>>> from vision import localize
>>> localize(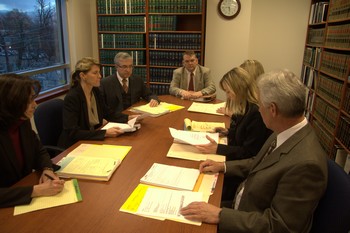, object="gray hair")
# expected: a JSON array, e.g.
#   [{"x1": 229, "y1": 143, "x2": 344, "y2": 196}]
[
  {"x1": 114, "y1": 52, "x2": 132, "y2": 65},
  {"x1": 257, "y1": 70, "x2": 306, "y2": 117}
]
